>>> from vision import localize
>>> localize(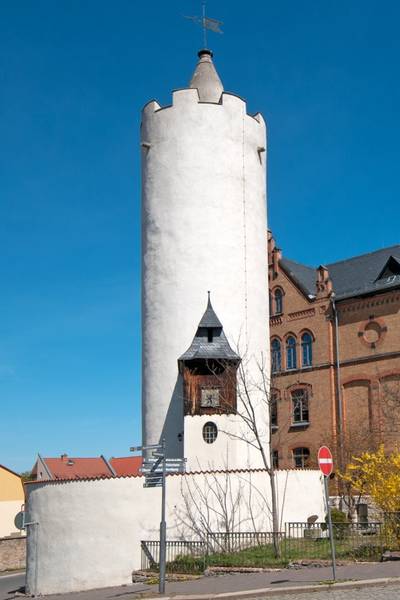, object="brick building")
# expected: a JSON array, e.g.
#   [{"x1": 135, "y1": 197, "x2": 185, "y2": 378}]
[{"x1": 268, "y1": 231, "x2": 400, "y2": 472}]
